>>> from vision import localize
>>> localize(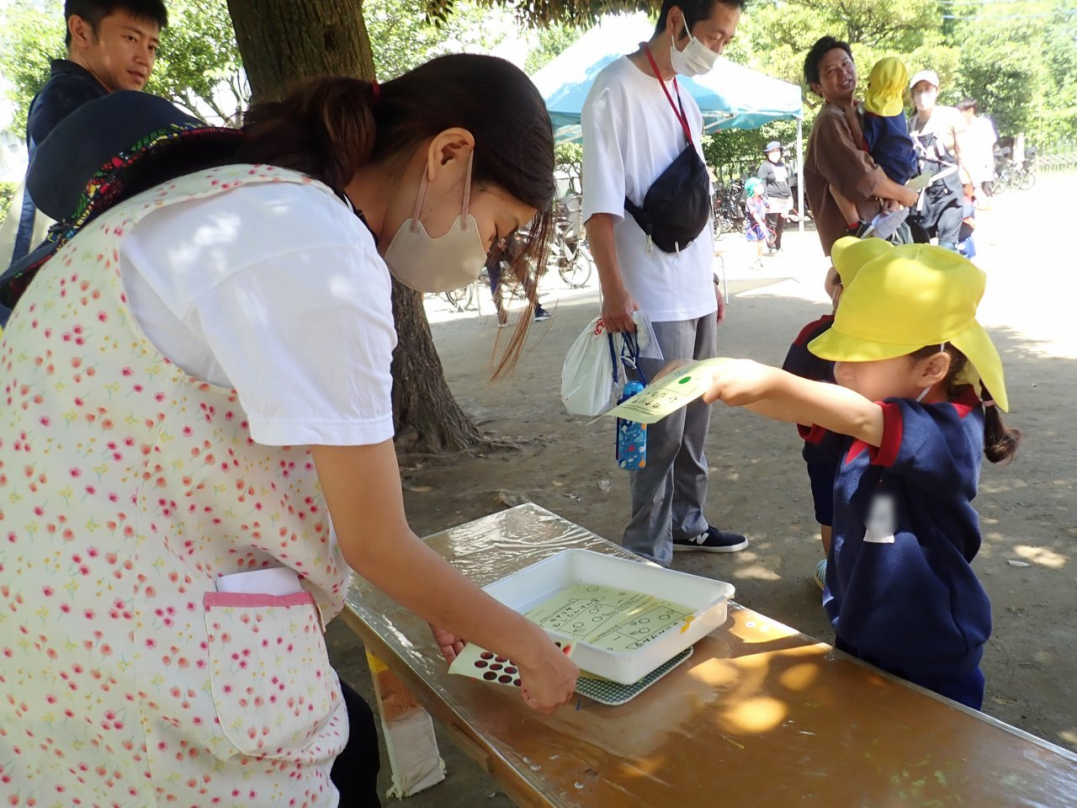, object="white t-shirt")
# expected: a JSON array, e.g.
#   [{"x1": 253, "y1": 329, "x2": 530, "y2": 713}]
[
  {"x1": 582, "y1": 56, "x2": 716, "y2": 323},
  {"x1": 119, "y1": 182, "x2": 397, "y2": 448},
  {"x1": 965, "y1": 115, "x2": 998, "y2": 181}
]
